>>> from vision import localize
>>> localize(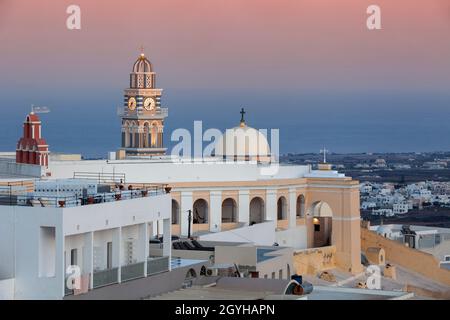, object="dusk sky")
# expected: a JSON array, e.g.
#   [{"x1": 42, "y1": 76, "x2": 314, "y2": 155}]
[{"x1": 1, "y1": 0, "x2": 450, "y2": 156}]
